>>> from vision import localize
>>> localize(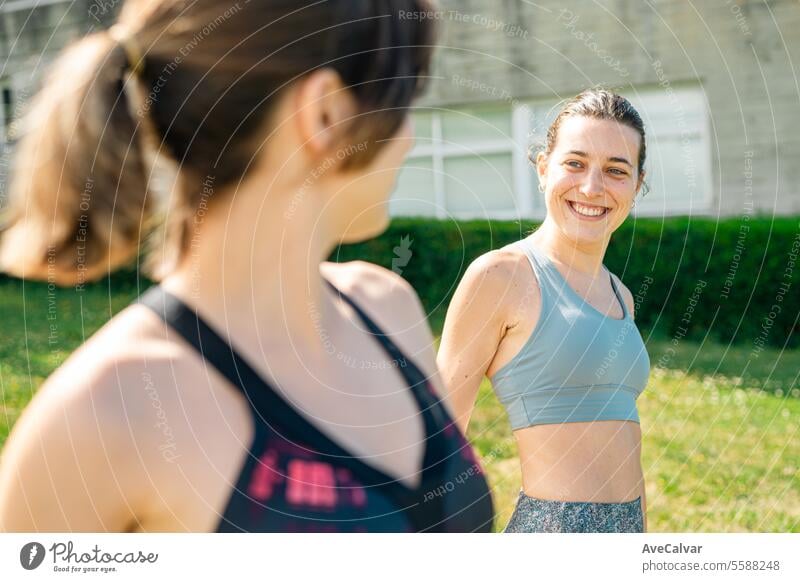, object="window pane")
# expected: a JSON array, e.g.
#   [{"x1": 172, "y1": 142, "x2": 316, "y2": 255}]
[
  {"x1": 443, "y1": 154, "x2": 515, "y2": 216},
  {"x1": 410, "y1": 110, "x2": 433, "y2": 143},
  {"x1": 636, "y1": 132, "x2": 707, "y2": 214},
  {"x1": 440, "y1": 107, "x2": 511, "y2": 145},
  {"x1": 626, "y1": 86, "x2": 709, "y2": 214},
  {"x1": 390, "y1": 157, "x2": 437, "y2": 217}
]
